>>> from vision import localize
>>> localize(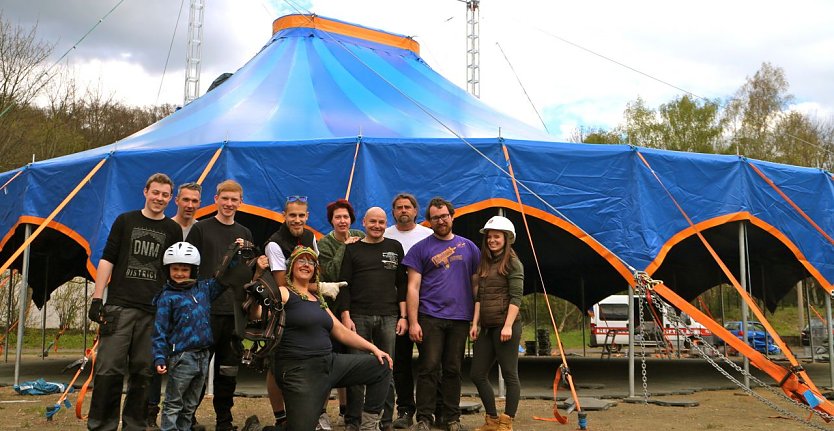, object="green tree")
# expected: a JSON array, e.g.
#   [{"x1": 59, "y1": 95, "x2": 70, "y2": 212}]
[
  {"x1": 771, "y1": 111, "x2": 828, "y2": 168},
  {"x1": 726, "y1": 62, "x2": 794, "y2": 160},
  {"x1": 569, "y1": 126, "x2": 625, "y2": 144},
  {"x1": 623, "y1": 97, "x2": 663, "y2": 148},
  {"x1": 583, "y1": 129, "x2": 625, "y2": 145},
  {"x1": 658, "y1": 95, "x2": 724, "y2": 153}
]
